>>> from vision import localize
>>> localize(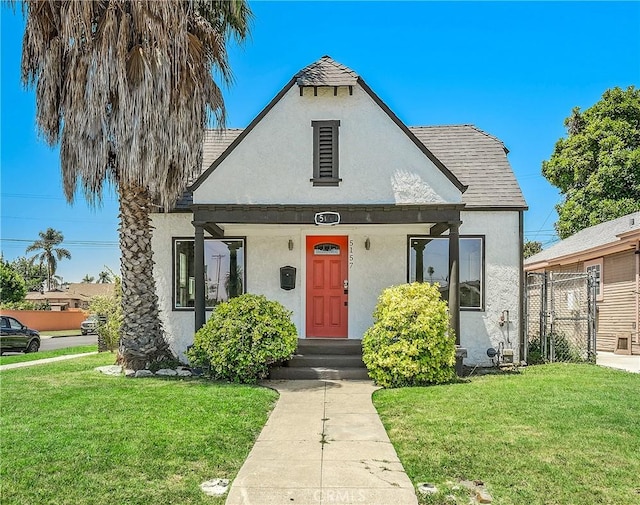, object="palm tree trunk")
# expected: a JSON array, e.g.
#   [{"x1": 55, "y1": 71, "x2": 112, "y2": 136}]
[{"x1": 116, "y1": 185, "x2": 173, "y2": 370}]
